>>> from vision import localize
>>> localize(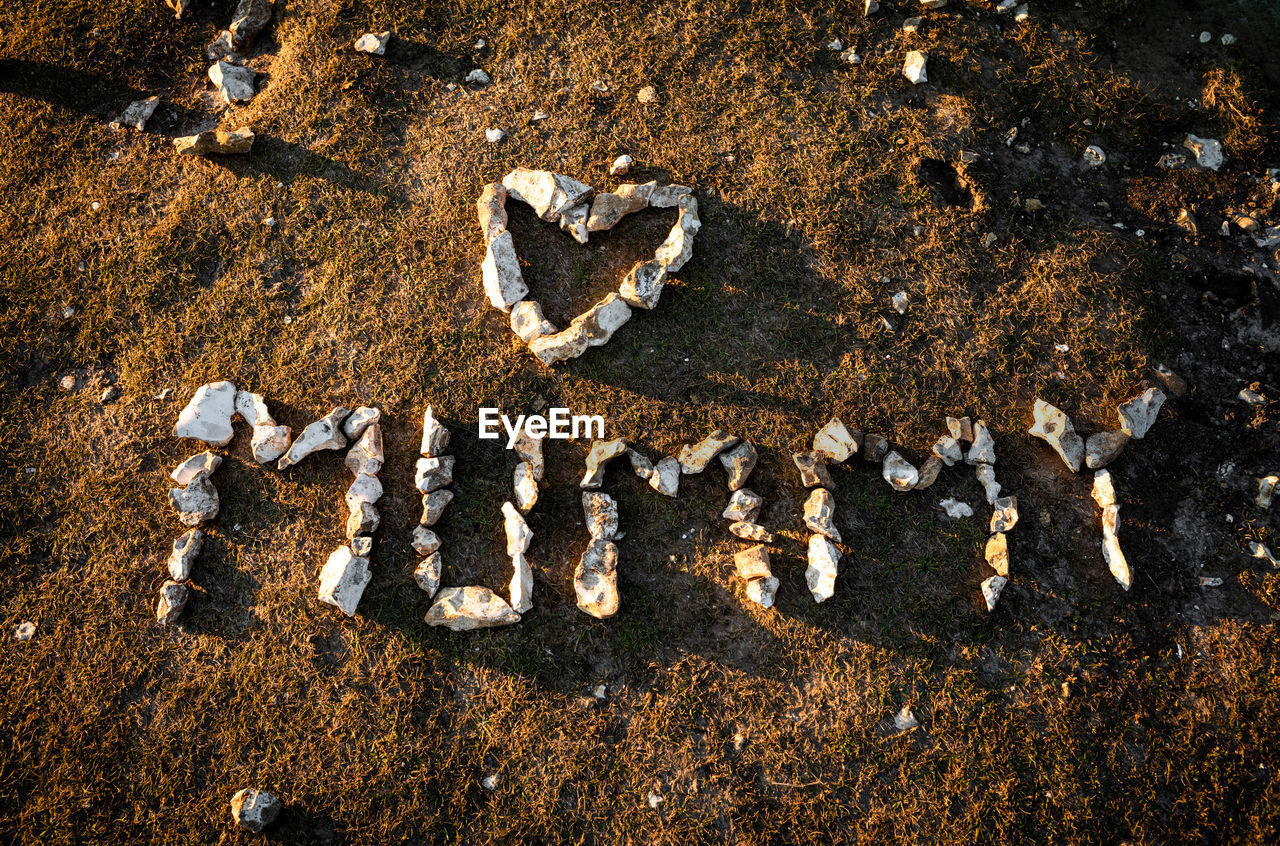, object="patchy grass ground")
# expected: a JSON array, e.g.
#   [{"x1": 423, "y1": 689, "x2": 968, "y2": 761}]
[{"x1": 1, "y1": 0, "x2": 1279, "y2": 842}]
